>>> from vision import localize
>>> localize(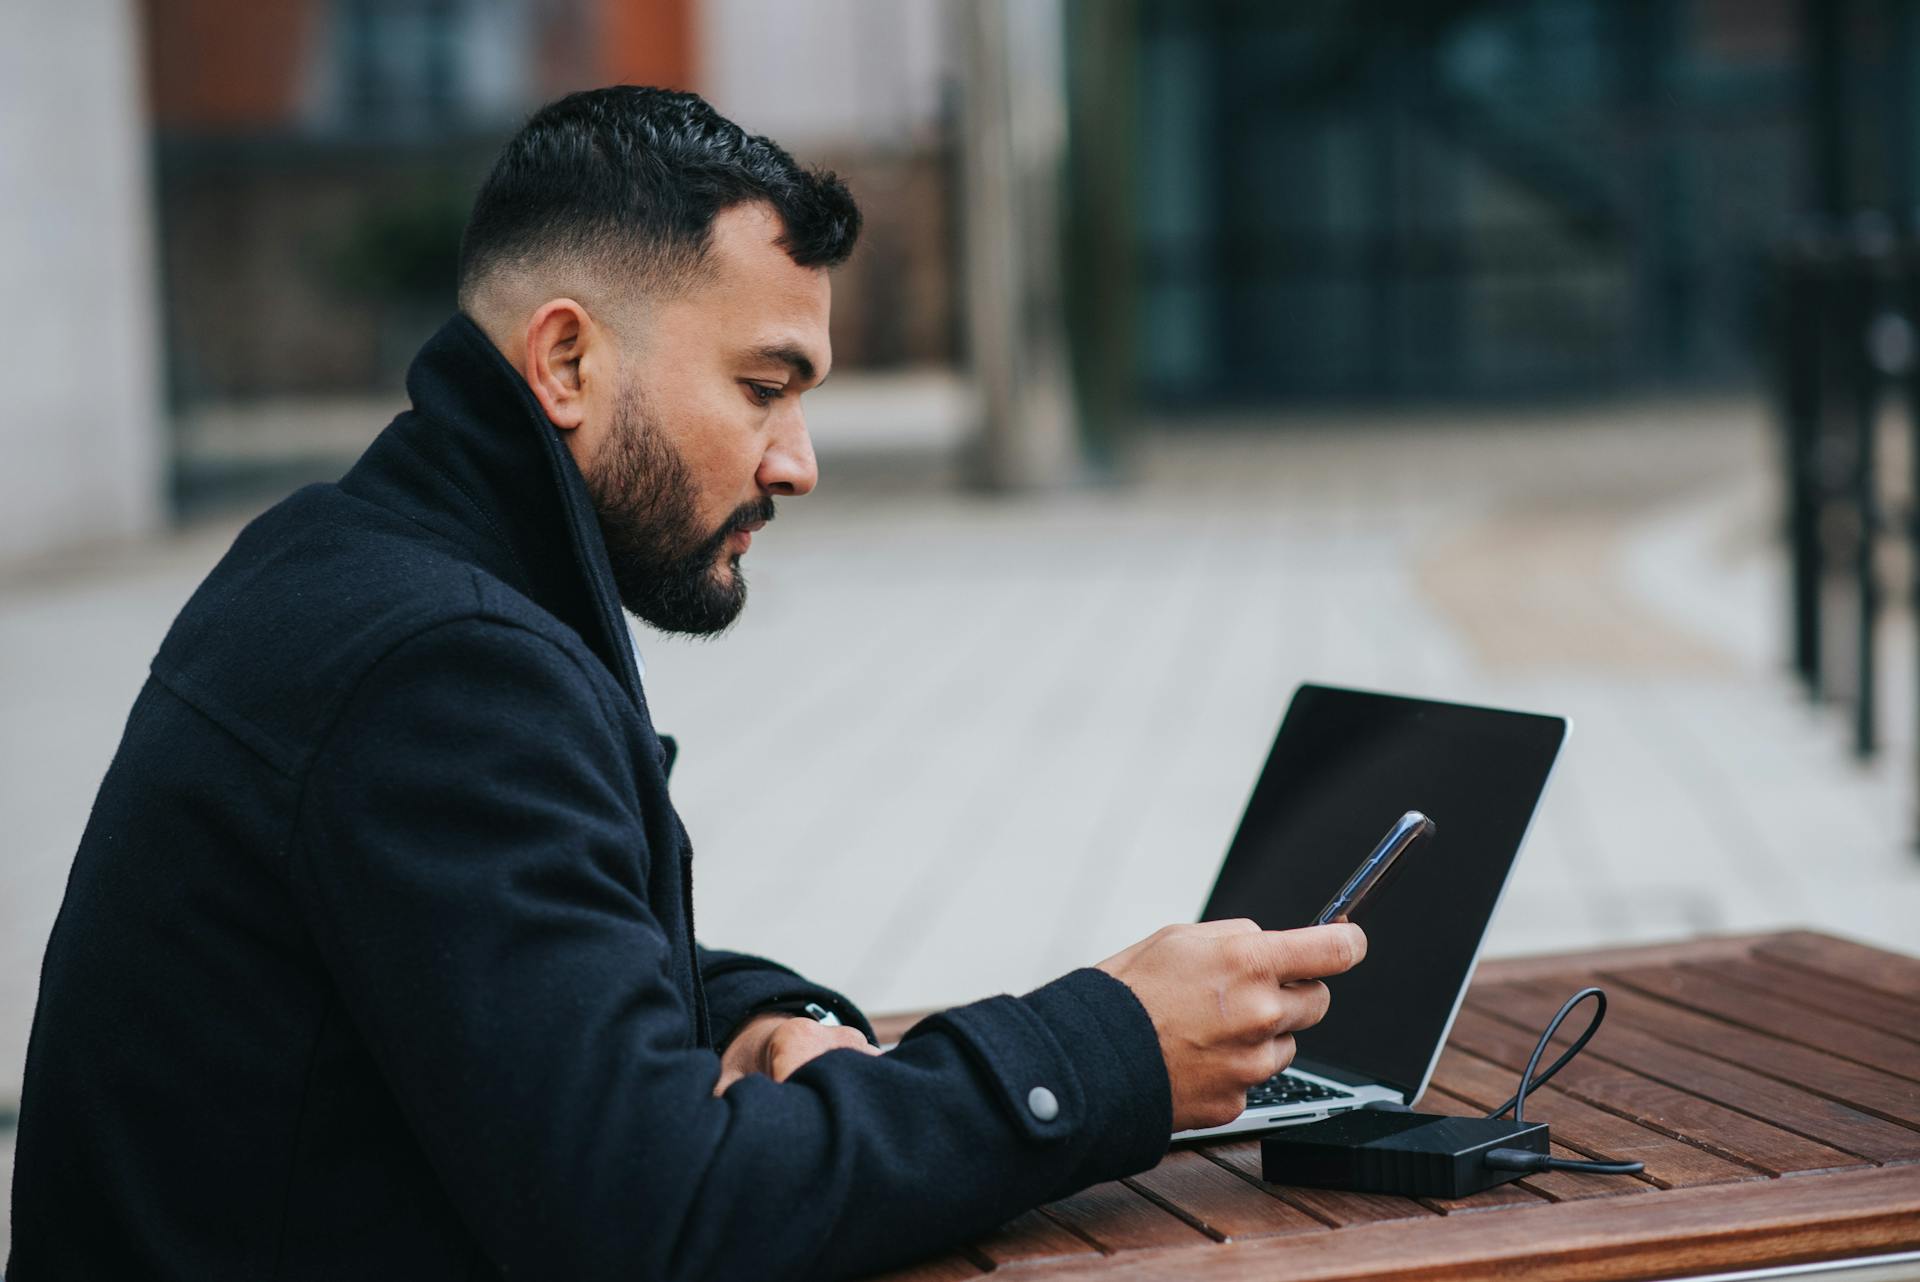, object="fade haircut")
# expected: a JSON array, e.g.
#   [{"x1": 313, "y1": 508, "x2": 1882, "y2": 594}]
[{"x1": 456, "y1": 86, "x2": 861, "y2": 310}]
